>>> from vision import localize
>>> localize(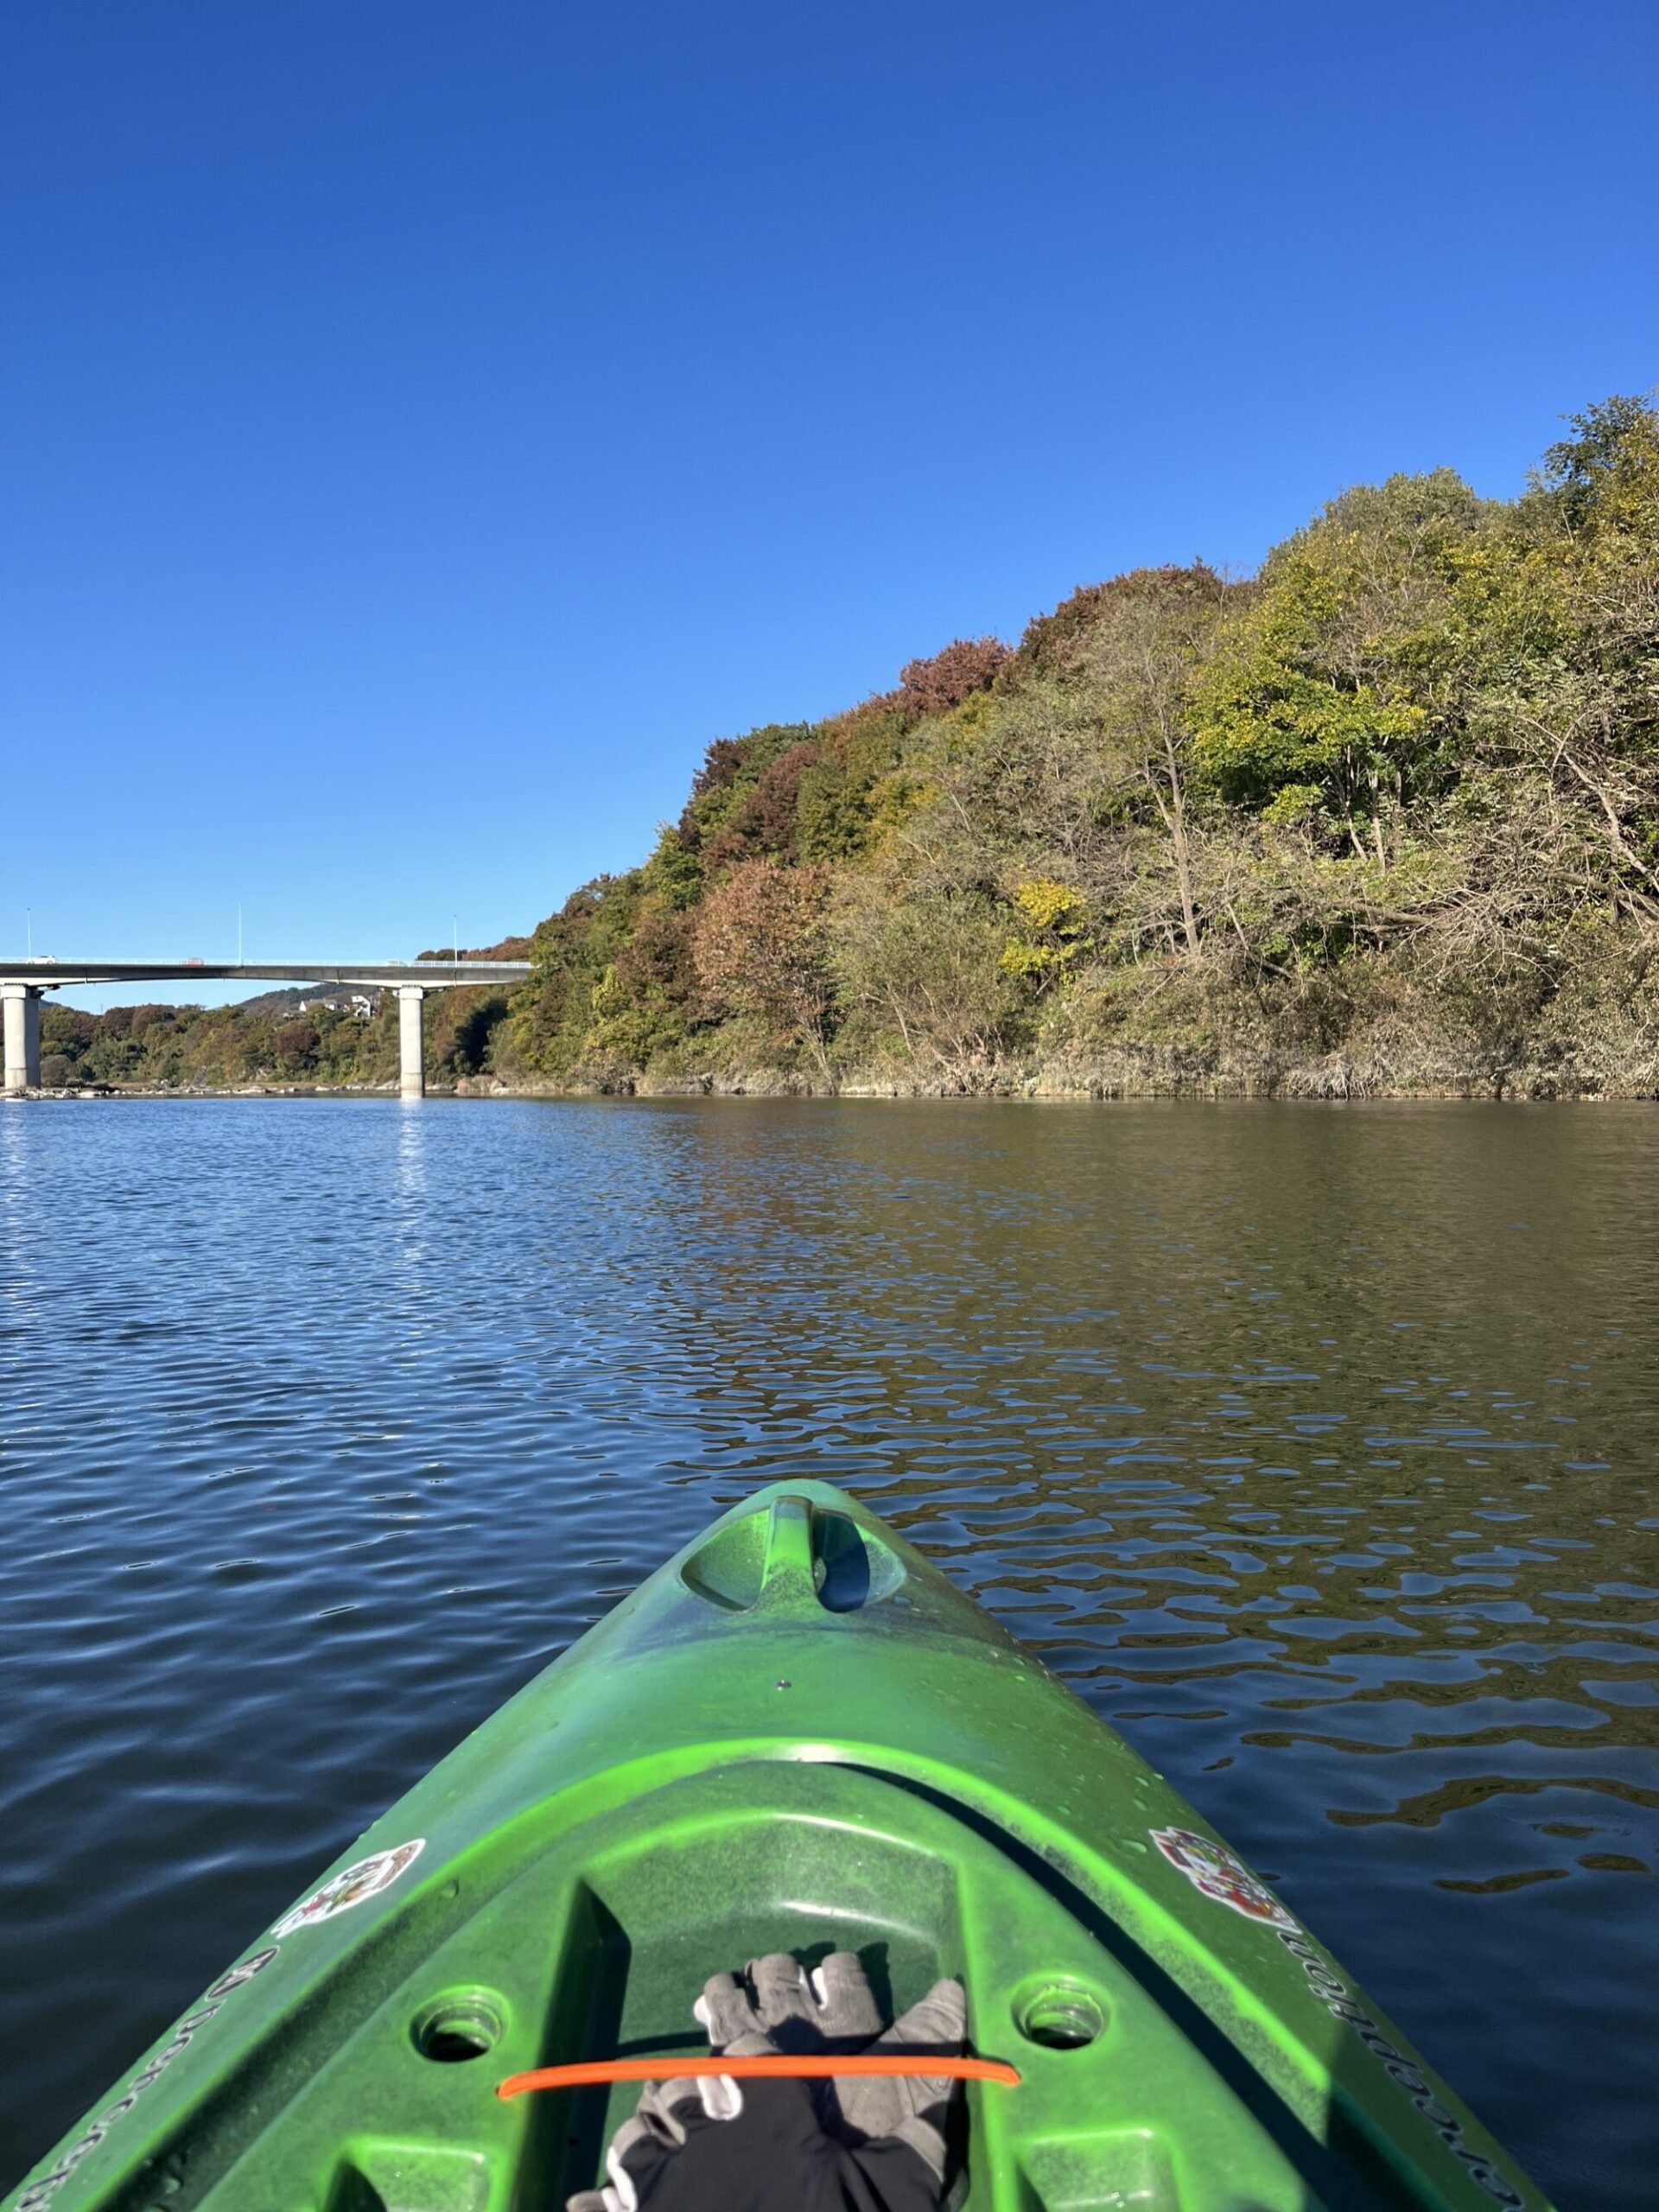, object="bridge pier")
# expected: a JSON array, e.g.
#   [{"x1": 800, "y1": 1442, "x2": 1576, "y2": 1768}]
[
  {"x1": 397, "y1": 986, "x2": 425, "y2": 1099},
  {"x1": 2, "y1": 983, "x2": 42, "y2": 1095}
]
